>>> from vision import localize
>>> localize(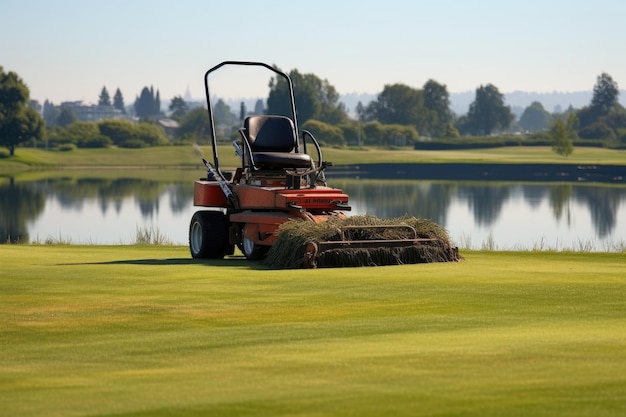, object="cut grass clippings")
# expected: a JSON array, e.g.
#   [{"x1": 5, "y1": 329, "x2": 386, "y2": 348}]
[
  {"x1": 265, "y1": 214, "x2": 460, "y2": 268},
  {"x1": 1, "y1": 245, "x2": 625, "y2": 416}
]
